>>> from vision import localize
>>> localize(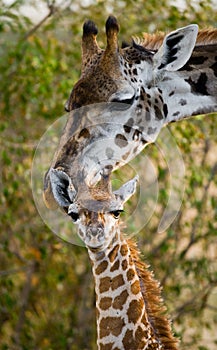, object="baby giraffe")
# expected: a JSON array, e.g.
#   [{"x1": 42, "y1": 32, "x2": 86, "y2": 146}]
[{"x1": 49, "y1": 168, "x2": 178, "y2": 350}]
